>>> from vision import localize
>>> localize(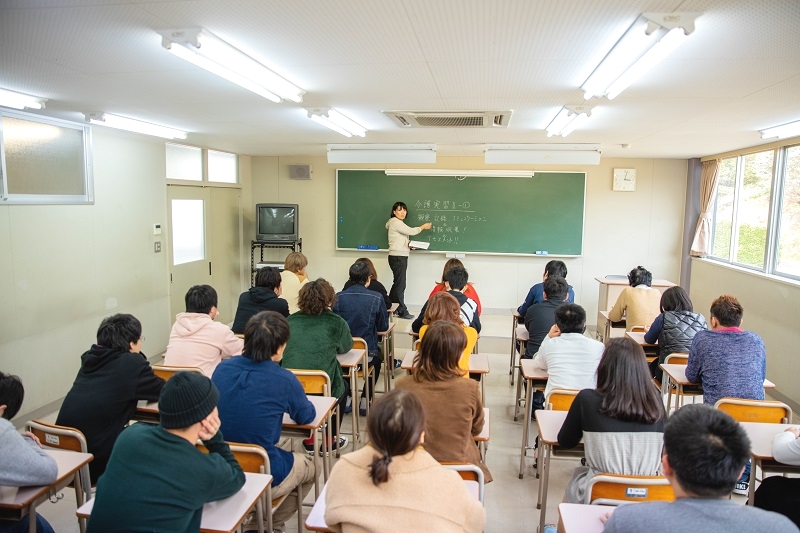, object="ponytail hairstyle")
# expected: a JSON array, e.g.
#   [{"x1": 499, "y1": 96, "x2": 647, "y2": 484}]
[{"x1": 367, "y1": 388, "x2": 426, "y2": 485}]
